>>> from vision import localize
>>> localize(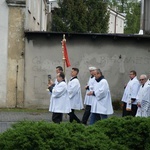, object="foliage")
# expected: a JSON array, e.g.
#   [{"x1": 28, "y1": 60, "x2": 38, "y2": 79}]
[
  {"x1": 0, "y1": 121, "x2": 126, "y2": 150},
  {"x1": 124, "y1": 2, "x2": 140, "y2": 34},
  {"x1": 51, "y1": 0, "x2": 109, "y2": 33},
  {"x1": 86, "y1": 0, "x2": 109, "y2": 33},
  {"x1": 52, "y1": 0, "x2": 87, "y2": 33},
  {"x1": 94, "y1": 116, "x2": 150, "y2": 150},
  {"x1": 0, "y1": 117, "x2": 150, "y2": 150}
]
